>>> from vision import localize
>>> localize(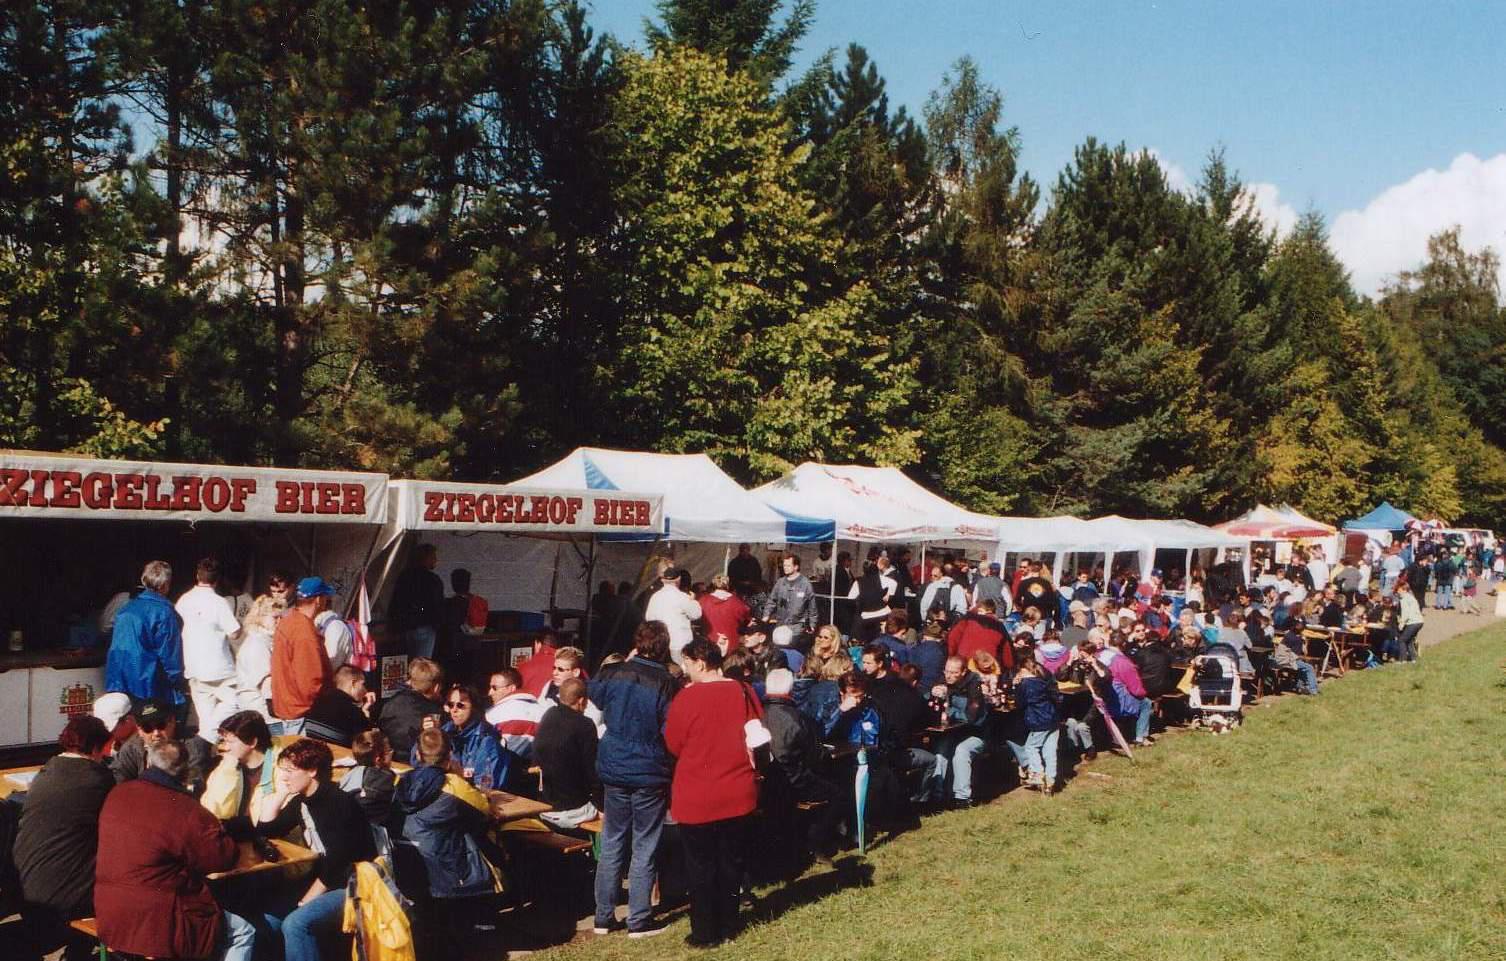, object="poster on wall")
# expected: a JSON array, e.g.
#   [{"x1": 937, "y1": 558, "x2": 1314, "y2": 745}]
[
  {"x1": 0, "y1": 451, "x2": 388, "y2": 524},
  {"x1": 379, "y1": 655, "x2": 409, "y2": 699}
]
